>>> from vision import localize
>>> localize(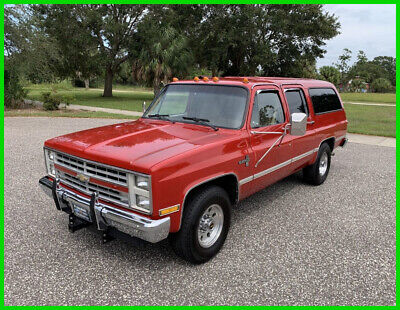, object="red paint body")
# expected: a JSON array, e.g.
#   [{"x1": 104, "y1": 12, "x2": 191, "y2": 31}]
[{"x1": 44, "y1": 77, "x2": 348, "y2": 232}]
